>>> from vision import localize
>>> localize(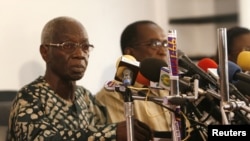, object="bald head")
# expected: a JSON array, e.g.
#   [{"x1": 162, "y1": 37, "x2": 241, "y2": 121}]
[{"x1": 41, "y1": 16, "x2": 87, "y2": 44}]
